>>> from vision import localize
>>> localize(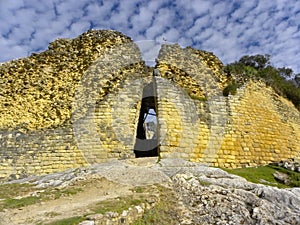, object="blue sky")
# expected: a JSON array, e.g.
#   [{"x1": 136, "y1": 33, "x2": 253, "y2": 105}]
[{"x1": 1, "y1": 0, "x2": 300, "y2": 73}]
